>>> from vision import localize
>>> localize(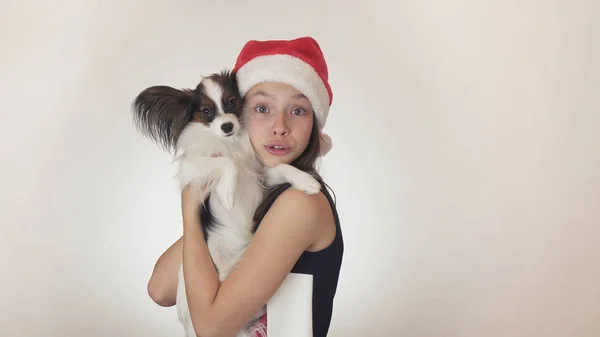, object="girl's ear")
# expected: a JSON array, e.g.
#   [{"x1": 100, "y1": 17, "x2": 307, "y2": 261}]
[{"x1": 132, "y1": 86, "x2": 194, "y2": 153}]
